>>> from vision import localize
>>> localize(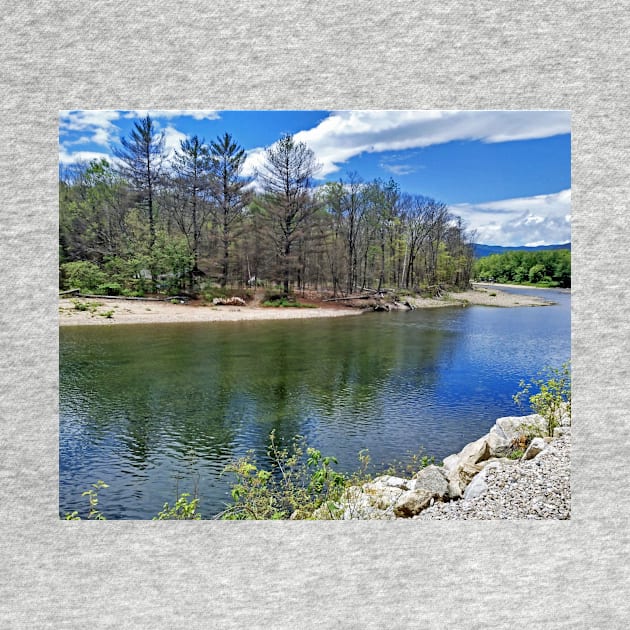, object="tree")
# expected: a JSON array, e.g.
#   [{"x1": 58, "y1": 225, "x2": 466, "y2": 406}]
[
  {"x1": 169, "y1": 135, "x2": 213, "y2": 286},
  {"x1": 209, "y1": 133, "x2": 250, "y2": 287},
  {"x1": 59, "y1": 159, "x2": 131, "y2": 263},
  {"x1": 115, "y1": 115, "x2": 165, "y2": 252},
  {"x1": 257, "y1": 134, "x2": 321, "y2": 294}
]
